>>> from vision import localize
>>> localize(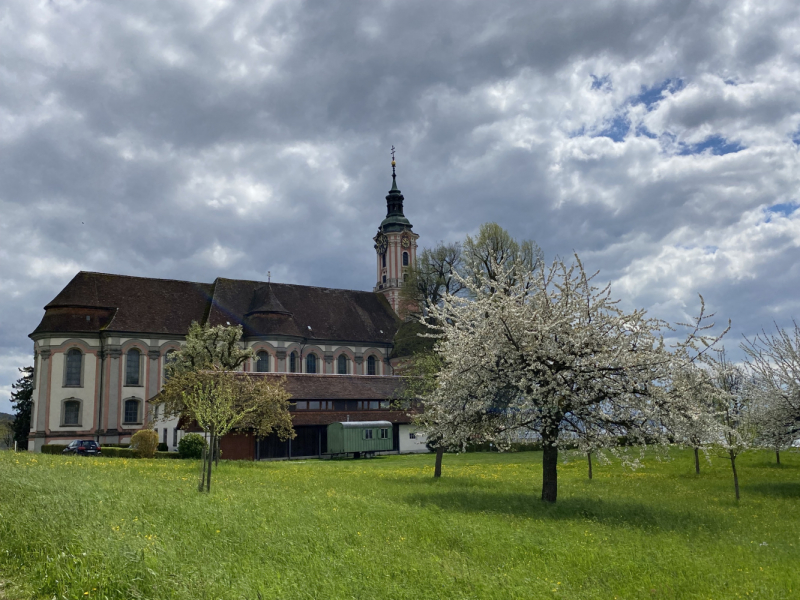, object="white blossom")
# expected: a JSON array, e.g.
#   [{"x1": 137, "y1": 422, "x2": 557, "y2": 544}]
[{"x1": 419, "y1": 252, "x2": 725, "y2": 502}]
